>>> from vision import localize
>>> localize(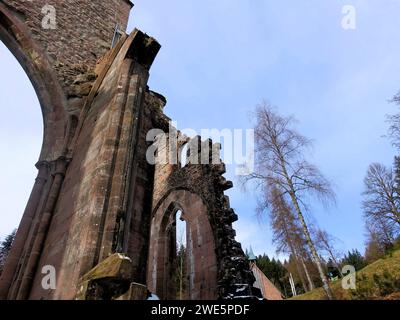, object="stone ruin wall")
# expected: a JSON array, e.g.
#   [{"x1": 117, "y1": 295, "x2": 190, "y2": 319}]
[{"x1": 0, "y1": 1, "x2": 259, "y2": 300}]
